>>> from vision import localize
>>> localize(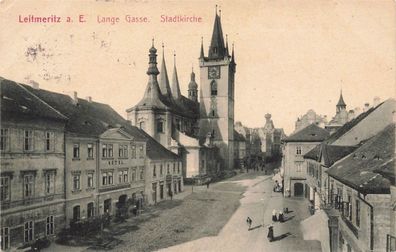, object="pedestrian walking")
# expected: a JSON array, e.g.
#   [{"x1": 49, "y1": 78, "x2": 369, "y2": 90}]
[
  {"x1": 246, "y1": 217, "x2": 252, "y2": 230},
  {"x1": 267, "y1": 224, "x2": 274, "y2": 242},
  {"x1": 272, "y1": 209, "x2": 277, "y2": 222},
  {"x1": 170, "y1": 191, "x2": 173, "y2": 200},
  {"x1": 207, "y1": 181, "x2": 210, "y2": 189}
]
